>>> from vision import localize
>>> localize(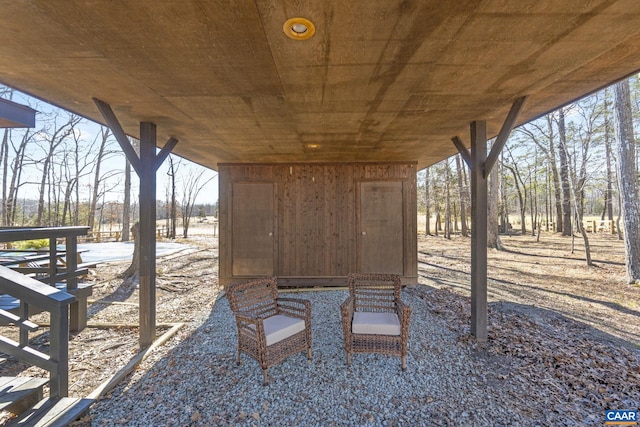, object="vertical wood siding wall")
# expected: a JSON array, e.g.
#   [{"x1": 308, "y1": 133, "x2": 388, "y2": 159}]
[{"x1": 219, "y1": 163, "x2": 417, "y2": 287}]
